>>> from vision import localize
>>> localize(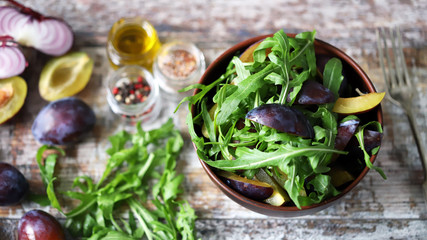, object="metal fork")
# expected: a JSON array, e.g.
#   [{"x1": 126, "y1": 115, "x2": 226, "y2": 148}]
[{"x1": 377, "y1": 27, "x2": 427, "y2": 200}]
